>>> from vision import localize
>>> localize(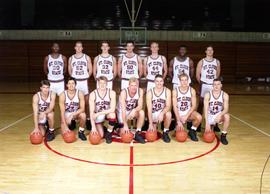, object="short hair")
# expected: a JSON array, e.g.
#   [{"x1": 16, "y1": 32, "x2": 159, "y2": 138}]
[
  {"x1": 75, "y1": 41, "x2": 83, "y2": 46},
  {"x1": 97, "y1": 76, "x2": 108, "y2": 82},
  {"x1": 213, "y1": 77, "x2": 222, "y2": 83},
  {"x1": 126, "y1": 40, "x2": 135, "y2": 45},
  {"x1": 179, "y1": 45, "x2": 187, "y2": 49},
  {"x1": 206, "y1": 45, "x2": 214, "y2": 50},
  {"x1": 67, "y1": 77, "x2": 77, "y2": 85},
  {"x1": 178, "y1": 73, "x2": 189, "y2": 80},
  {"x1": 129, "y1": 77, "x2": 138, "y2": 84},
  {"x1": 100, "y1": 40, "x2": 109, "y2": 47},
  {"x1": 150, "y1": 42, "x2": 159, "y2": 46},
  {"x1": 155, "y1": 74, "x2": 163, "y2": 80},
  {"x1": 52, "y1": 42, "x2": 59, "y2": 47},
  {"x1": 40, "y1": 80, "x2": 50, "y2": 87}
]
